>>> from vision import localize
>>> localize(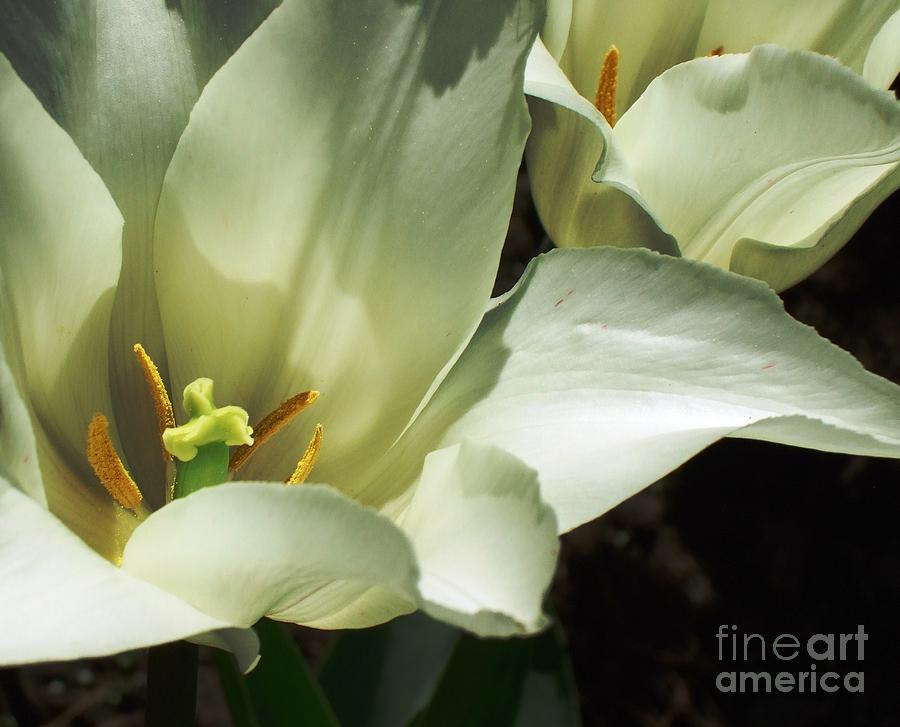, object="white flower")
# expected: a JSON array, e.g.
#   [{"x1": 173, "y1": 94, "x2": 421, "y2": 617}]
[
  {"x1": 527, "y1": 0, "x2": 900, "y2": 290},
  {"x1": 2, "y1": 0, "x2": 899, "y2": 672}
]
